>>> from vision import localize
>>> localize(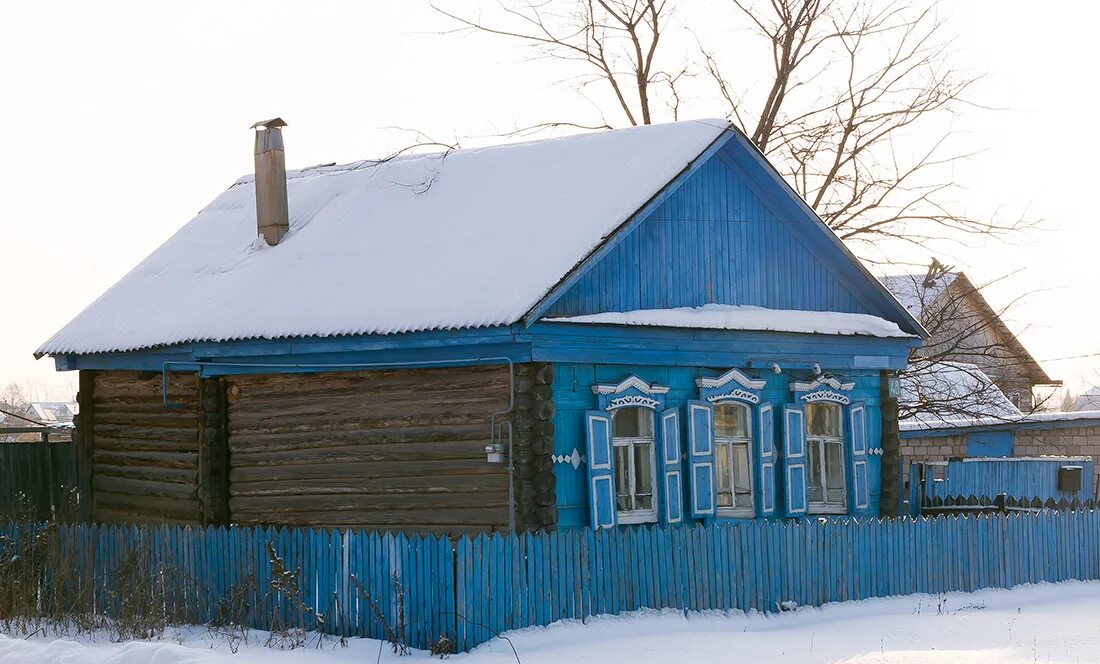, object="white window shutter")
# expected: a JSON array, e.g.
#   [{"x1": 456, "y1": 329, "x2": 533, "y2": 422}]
[
  {"x1": 660, "y1": 407, "x2": 684, "y2": 525},
  {"x1": 687, "y1": 401, "x2": 715, "y2": 519},
  {"x1": 584, "y1": 410, "x2": 617, "y2": 529},
  {"x1": 782, "y1": 404, "x2": 808, "y2": 516},
  {"x1": 755, "y1": 403, "x2": 777, "y2": 517},
  {"x1": 849, "y1": 402, "x2": 870, "y2": 511}
]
